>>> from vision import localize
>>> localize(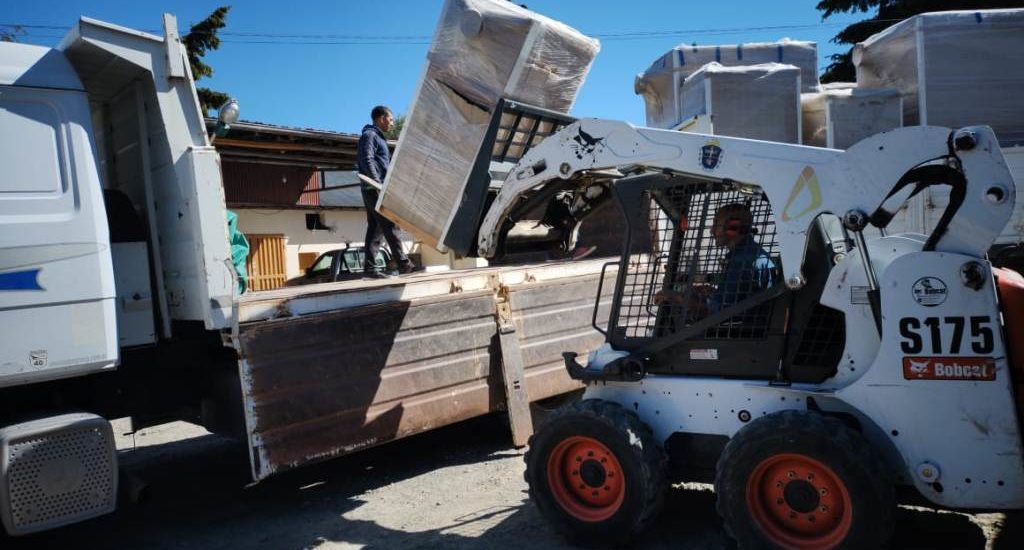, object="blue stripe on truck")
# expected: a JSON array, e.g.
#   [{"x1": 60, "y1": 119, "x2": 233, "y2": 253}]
[{"x1": 0, "y1": 269, "x2": 43, "y2": 290}]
